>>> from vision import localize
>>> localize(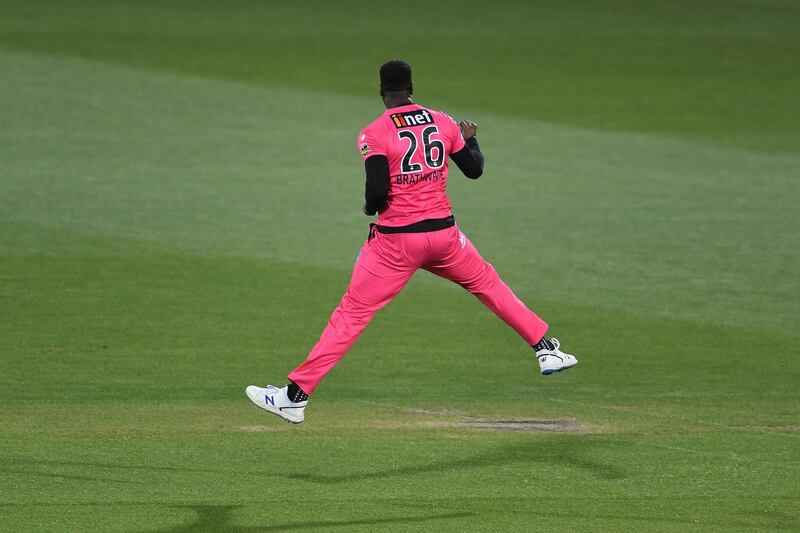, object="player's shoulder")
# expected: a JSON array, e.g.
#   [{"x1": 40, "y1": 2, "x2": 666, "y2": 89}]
[
  {"x1": 360, "y1": 111, "x2": 390, "y2": 137},
  {"x1": 357, "y1": 112, "x2": 391, "y2": 158},
  {"x1": 424, "y1": 106, "x2": 455, "y2": 122}
]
